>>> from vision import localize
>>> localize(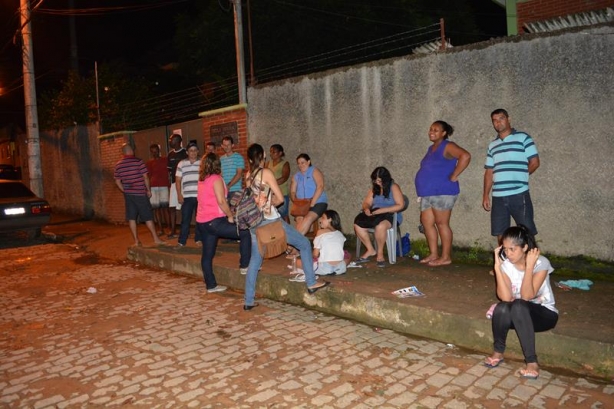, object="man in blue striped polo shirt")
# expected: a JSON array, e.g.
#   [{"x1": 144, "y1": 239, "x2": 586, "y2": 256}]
[
  {"x1": 114, "y1": 144, "x2": 166, "y2": 247},
  {"x1": 483, "y1": 109, "x2": 540, "y2": 242}
]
